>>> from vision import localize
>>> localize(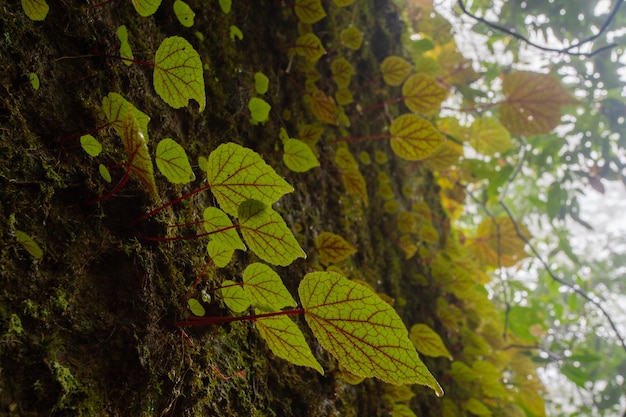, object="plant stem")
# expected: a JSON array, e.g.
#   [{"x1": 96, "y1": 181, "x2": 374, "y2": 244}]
[
  {"x1": 175, "y1": 308, "x2": 305, "y2": 327},
  {"x1": 328, "y1": 134, "x2": 390, "y2": 144},
  {"x1": 131, "y1": 183, "x2": 212, "y2": 226}
]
